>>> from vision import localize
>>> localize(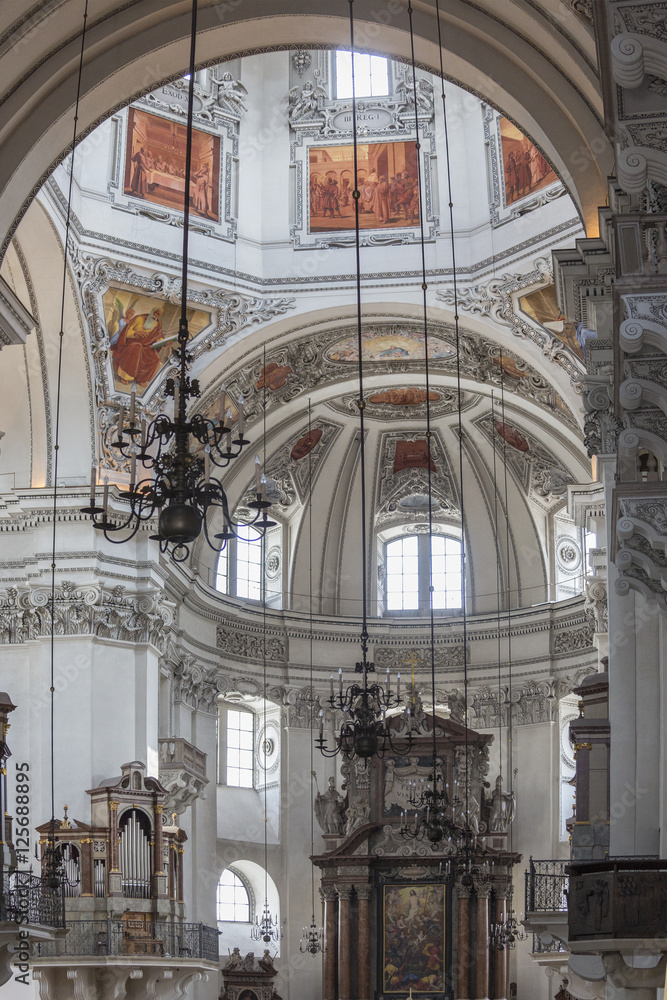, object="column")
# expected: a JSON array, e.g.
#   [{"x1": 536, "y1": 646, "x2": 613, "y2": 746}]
[
  {"x1": 456, "y1": 884, "x2": 472, "y2": 1000},
  {"x1": 356, "y1": 884, "x2": 372, "y2": 1000},
  {"x1": 177, "y1": 846, "x2": 184, "y2": 903},
  {"x1": 475, "y1": 886, "x2": 491, "y2": 1000},
  {"x1": 337, "y1": 884, "x2": 353, "y2": 1000},
  {"x1": 321, "y1": 885, "x2": 338, "y2": 1000},
  {"x1": 80, "y1": 838, "x2": 94, "y2": 896},
  {"x1": 108, "y1": 800, "x2": 122, "y2": 897},
  {"x1": 493, "y1": 890, "x2": 509, "y2": 1000}
]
